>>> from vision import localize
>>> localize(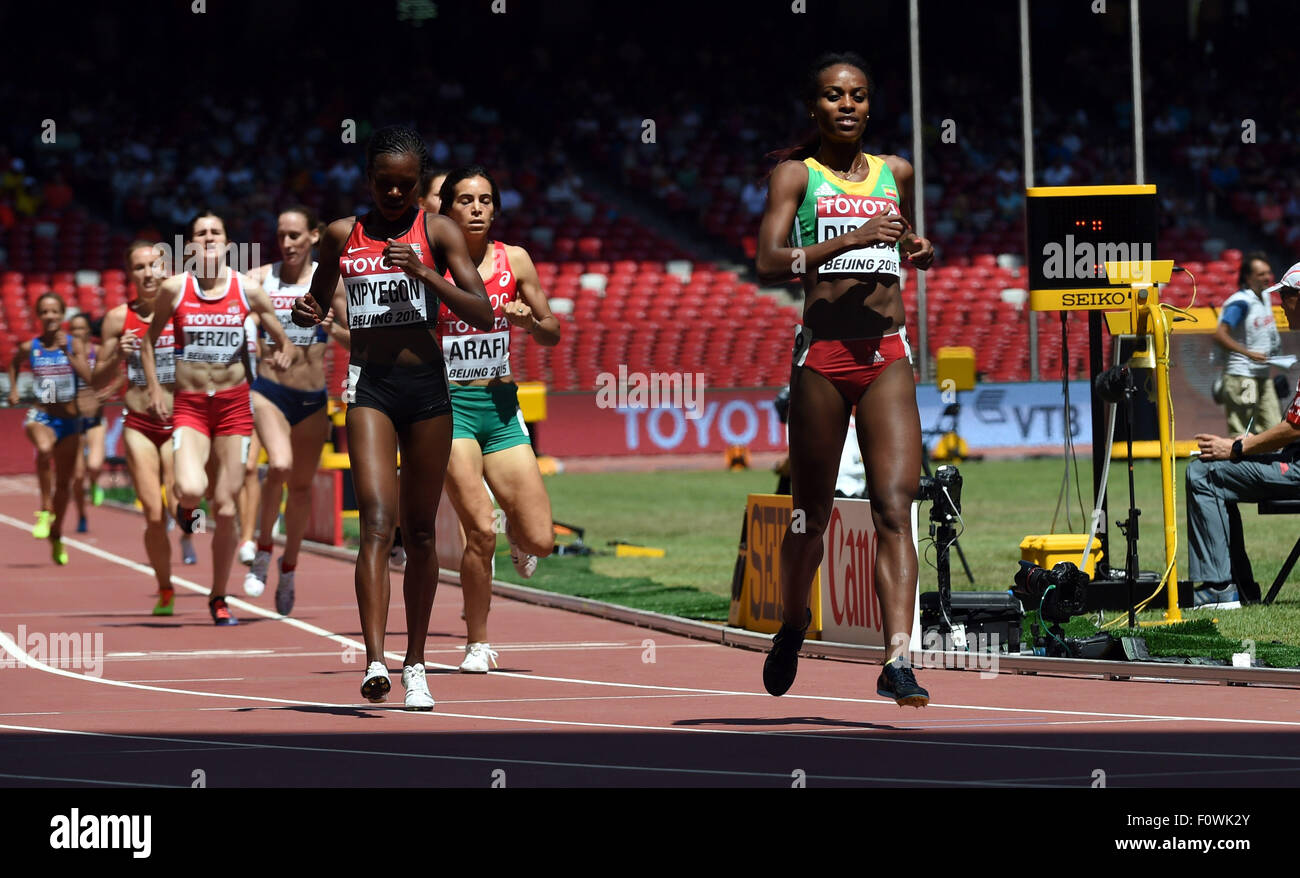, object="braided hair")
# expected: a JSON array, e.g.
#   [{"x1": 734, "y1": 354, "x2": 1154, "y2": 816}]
[{"x1": 366, "y1": 125, "x2": 432, "y2": 176}]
